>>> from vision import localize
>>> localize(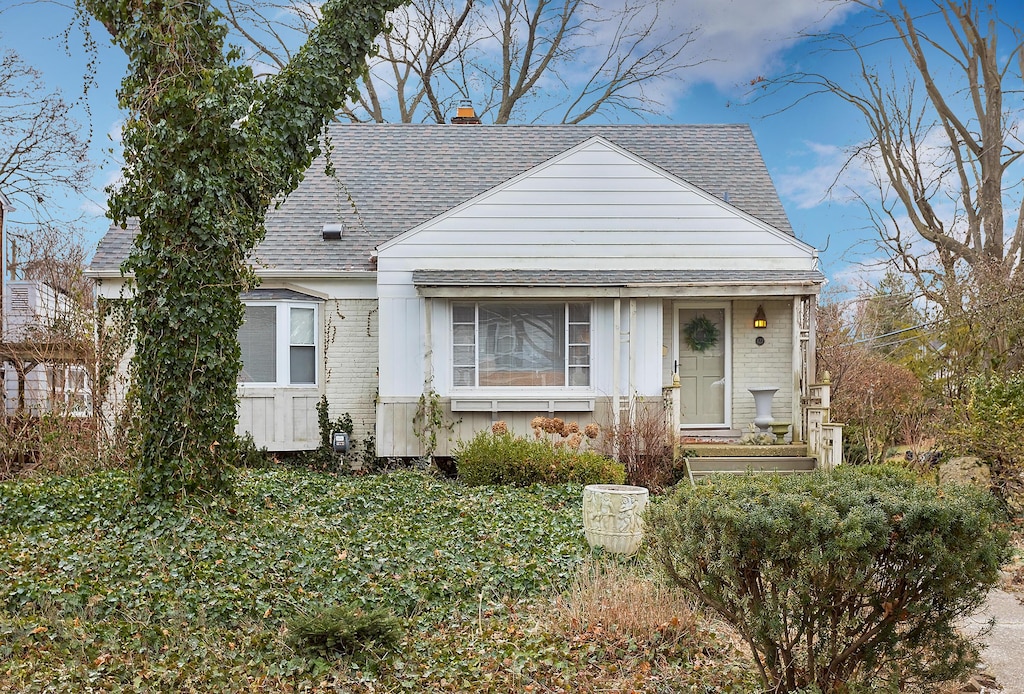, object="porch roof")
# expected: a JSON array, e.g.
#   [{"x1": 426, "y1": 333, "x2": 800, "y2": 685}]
[{"x1": 412, "y1": 269, "x2": 825, "y2": 297}]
